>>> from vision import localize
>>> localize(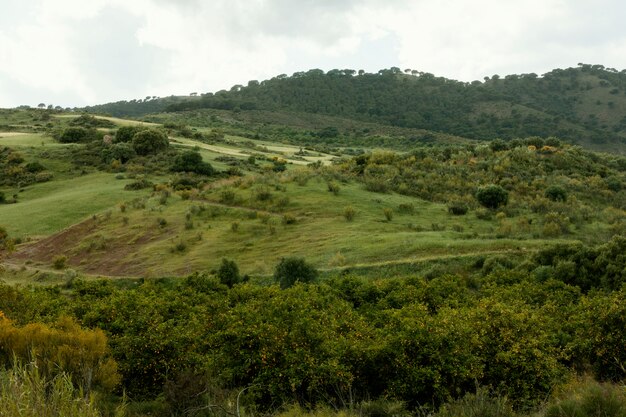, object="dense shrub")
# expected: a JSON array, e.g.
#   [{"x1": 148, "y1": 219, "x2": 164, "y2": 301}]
[
  {"x1": 476, "y1": 185, "x2": 509, "y2": 209},
  {"x1": 274, "y1": 257, "x2": 318, "y2": 289},
  {"x1": 131, "y1": 129, "x2": 169, "y2": 155},
  {"x1": 217, "y1": 258, "x2": 241, "y2": 288},
  {"x1": 58, "y1": 127, "x2": 98, "y2": 143},
  {"x1": 448, "y1": 201, "x2": 469, "y2": 215},
  {"x1": 114, "y1": 125, "x2": 144, "y2": 143},
  {"x1": 544, "y1": 185, "x2": 567, "y2": 202},
  {"x1": 171, "y1": 150, "x2": 214, "y2": 175}
]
